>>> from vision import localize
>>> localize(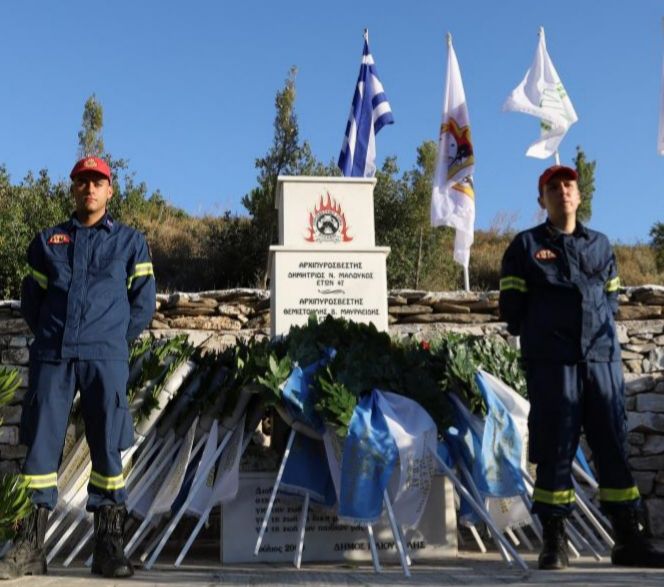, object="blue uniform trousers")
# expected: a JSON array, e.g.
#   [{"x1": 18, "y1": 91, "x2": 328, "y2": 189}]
[
  {"x1": 20, "y1": 359, "x2": 134, "y2": 511},
  {"x1": 526, "y1": 360, "x2": 639, "y2": 517}
]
